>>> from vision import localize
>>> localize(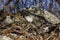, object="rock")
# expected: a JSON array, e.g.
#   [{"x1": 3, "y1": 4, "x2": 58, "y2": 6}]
[
  {"x1": 0, "y1": 35, "x2": 13, "y2": 40},
  {"x1": 25, "y1": 15, "x2": 34, "y2": 22},
  {"x1": 3, "y1": 16, "x2": 14, "y2": 24},
  {"x1": 40, "y1": 26, "x2": 49, "y2": 33},
  {"x1": 12, "y1": 17, "x2": 20, "y2": 22},
  {"x1": 10, "y1": 33, "x2": 17, "y2": 38},
  {"x1": 33, "y1": 17, "x2": 41, "y2": 26},
  {"x1": 43, "y1": 10, "x2": 60, "y2": 24},
  {"x1": 31, "y1": 9, "x2": 60, "y2": 24},
  {"x1": 42, "y1": 27, "x2": 49, "y2": 33}
]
